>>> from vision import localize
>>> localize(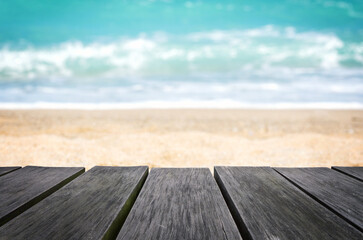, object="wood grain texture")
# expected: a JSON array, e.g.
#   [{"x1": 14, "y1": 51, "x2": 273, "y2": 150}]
[
  {"x1": 332, "y1": 166, "x2": 363, "y2": 182},
  {"x1": 0, "y1": 166, "x2": 148, "y2": 240},
  {"x1": 117, "y1": 168, "x2": 241, "y2": 240},
  {"x1": 0, "y1": 167, "x2": 20, "y2": 177},
  {"x1": 0, "y1": 166, "x2": 84, "y2": 227},
  {"x1": 215, "y1": 166, "x2": 363, "y2": 240},
  {"x1": 275, "y1": 167, "x2": 363, "y2": 231}
]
